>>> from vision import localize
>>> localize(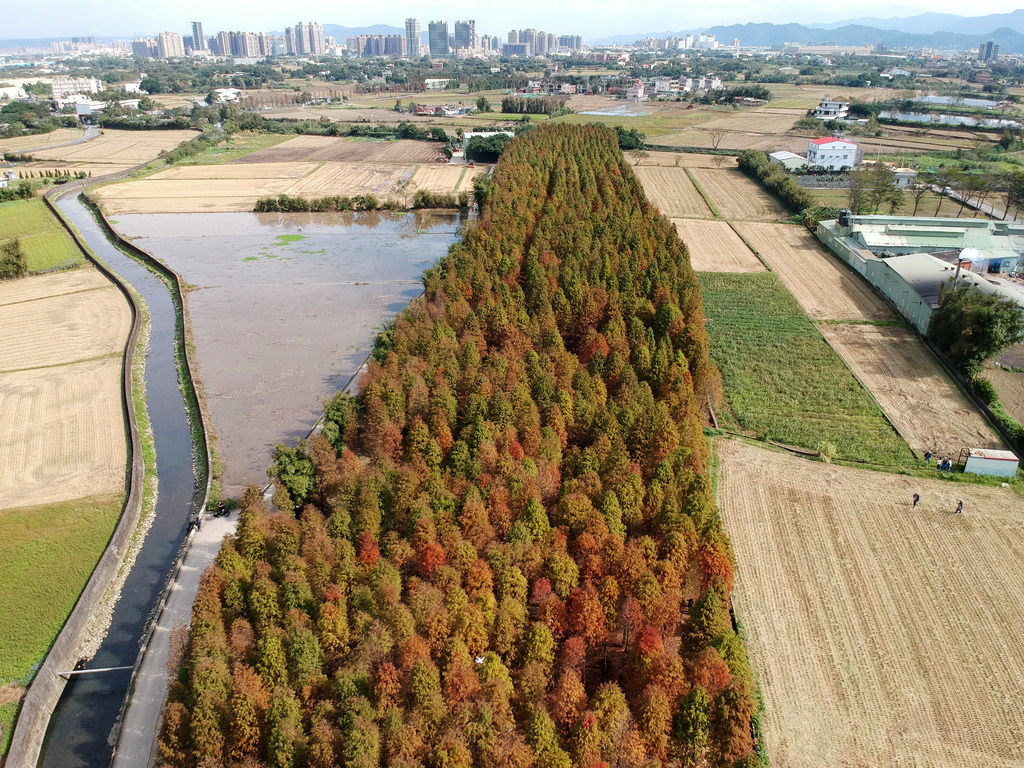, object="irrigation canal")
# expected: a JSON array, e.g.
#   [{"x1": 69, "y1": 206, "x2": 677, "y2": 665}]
[{"x1": 39, "y1": 193, "x2": 200, "y2": 768}]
